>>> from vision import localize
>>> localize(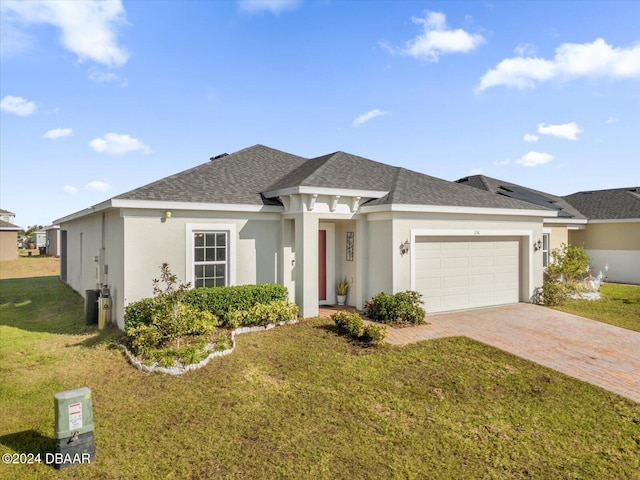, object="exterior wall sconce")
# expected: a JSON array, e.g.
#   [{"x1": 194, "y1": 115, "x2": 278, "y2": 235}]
[
  {"x1": 164, "y1": 211, "x2": 172, "y2": 219},
  {"x1": 400, "y1": 239, "x2": 411, "y2": 256},
  {"x1": 533, "y1": 239, "x2": 542, "y2": 251}
]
